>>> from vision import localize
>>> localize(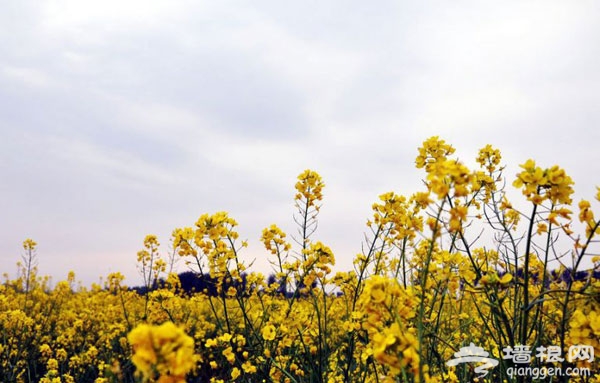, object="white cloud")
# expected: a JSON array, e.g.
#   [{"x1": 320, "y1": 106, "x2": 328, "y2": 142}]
[
  {"x1": 41, "y1": 0, "x2": 193, "y2": 32},
  {"x1": 2, "y1": 65, "x2": 60, "y2": 89},
  {"x1": 117, "y1": 100, "x2": 209, "y2": 141},
  {"x1": 47, "y1": 135, "x2": 182, "y2": 187}
]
